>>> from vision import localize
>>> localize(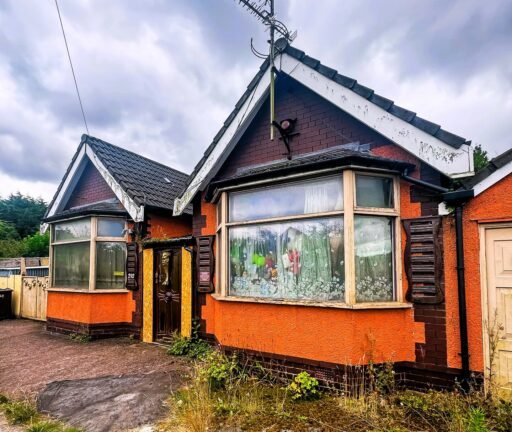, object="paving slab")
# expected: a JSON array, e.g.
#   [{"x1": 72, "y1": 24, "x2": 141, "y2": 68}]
[{"x1": 37, "y1": 372, "x2": 182, "y2": 432}]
